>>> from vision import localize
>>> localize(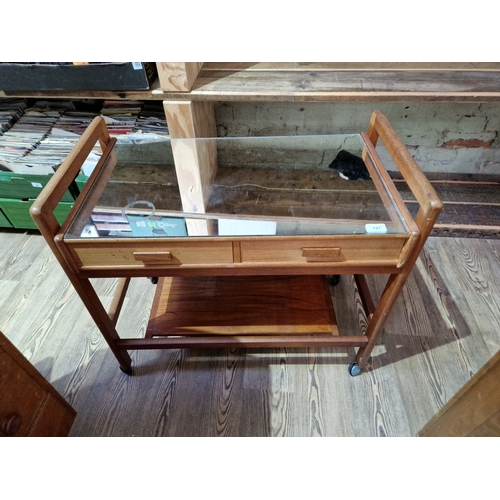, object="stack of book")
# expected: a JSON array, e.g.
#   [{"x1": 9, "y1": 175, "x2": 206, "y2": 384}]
[
  {"x1": 54, "y1": 110, "x2": 99, "y2": 135},
  {"x1": 0, "y1": 98, "x2": 27, "y2": 136},
  {"x1": 135, "y1": 102, "x2": 169, "y2": 136},
  {"x1": 100, "y1": 100, "x2": 142, "y2": 136},
  {"x1": 0, "y1": 99, "x2": 103, "y2": 175},
  {"x1": 0, "y1": 103, "x2": 61, "y2": 174},
  {"x1": 0, "y1": 97, "x2": 172, "y2": 175}
]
